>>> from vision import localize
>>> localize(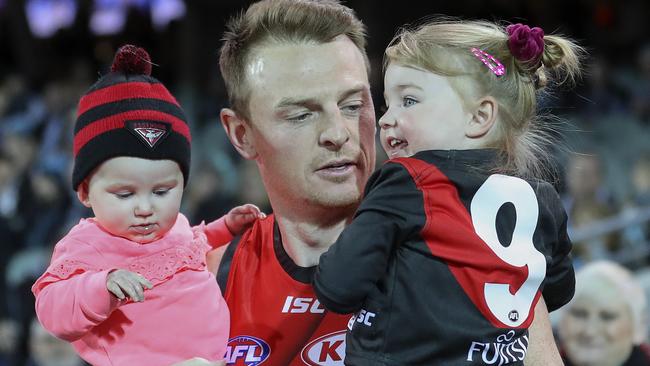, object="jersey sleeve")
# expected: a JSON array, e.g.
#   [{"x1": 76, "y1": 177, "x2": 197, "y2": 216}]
[
  {"x1": 313, "y1": 162, "x2": 424, "y2": 314},
  {"x1": 32, "y1": 238, "x2": 121, "y2": 341},
  {"x1": 538, "y1": 183, "x2": 575, "y2": 312}
]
